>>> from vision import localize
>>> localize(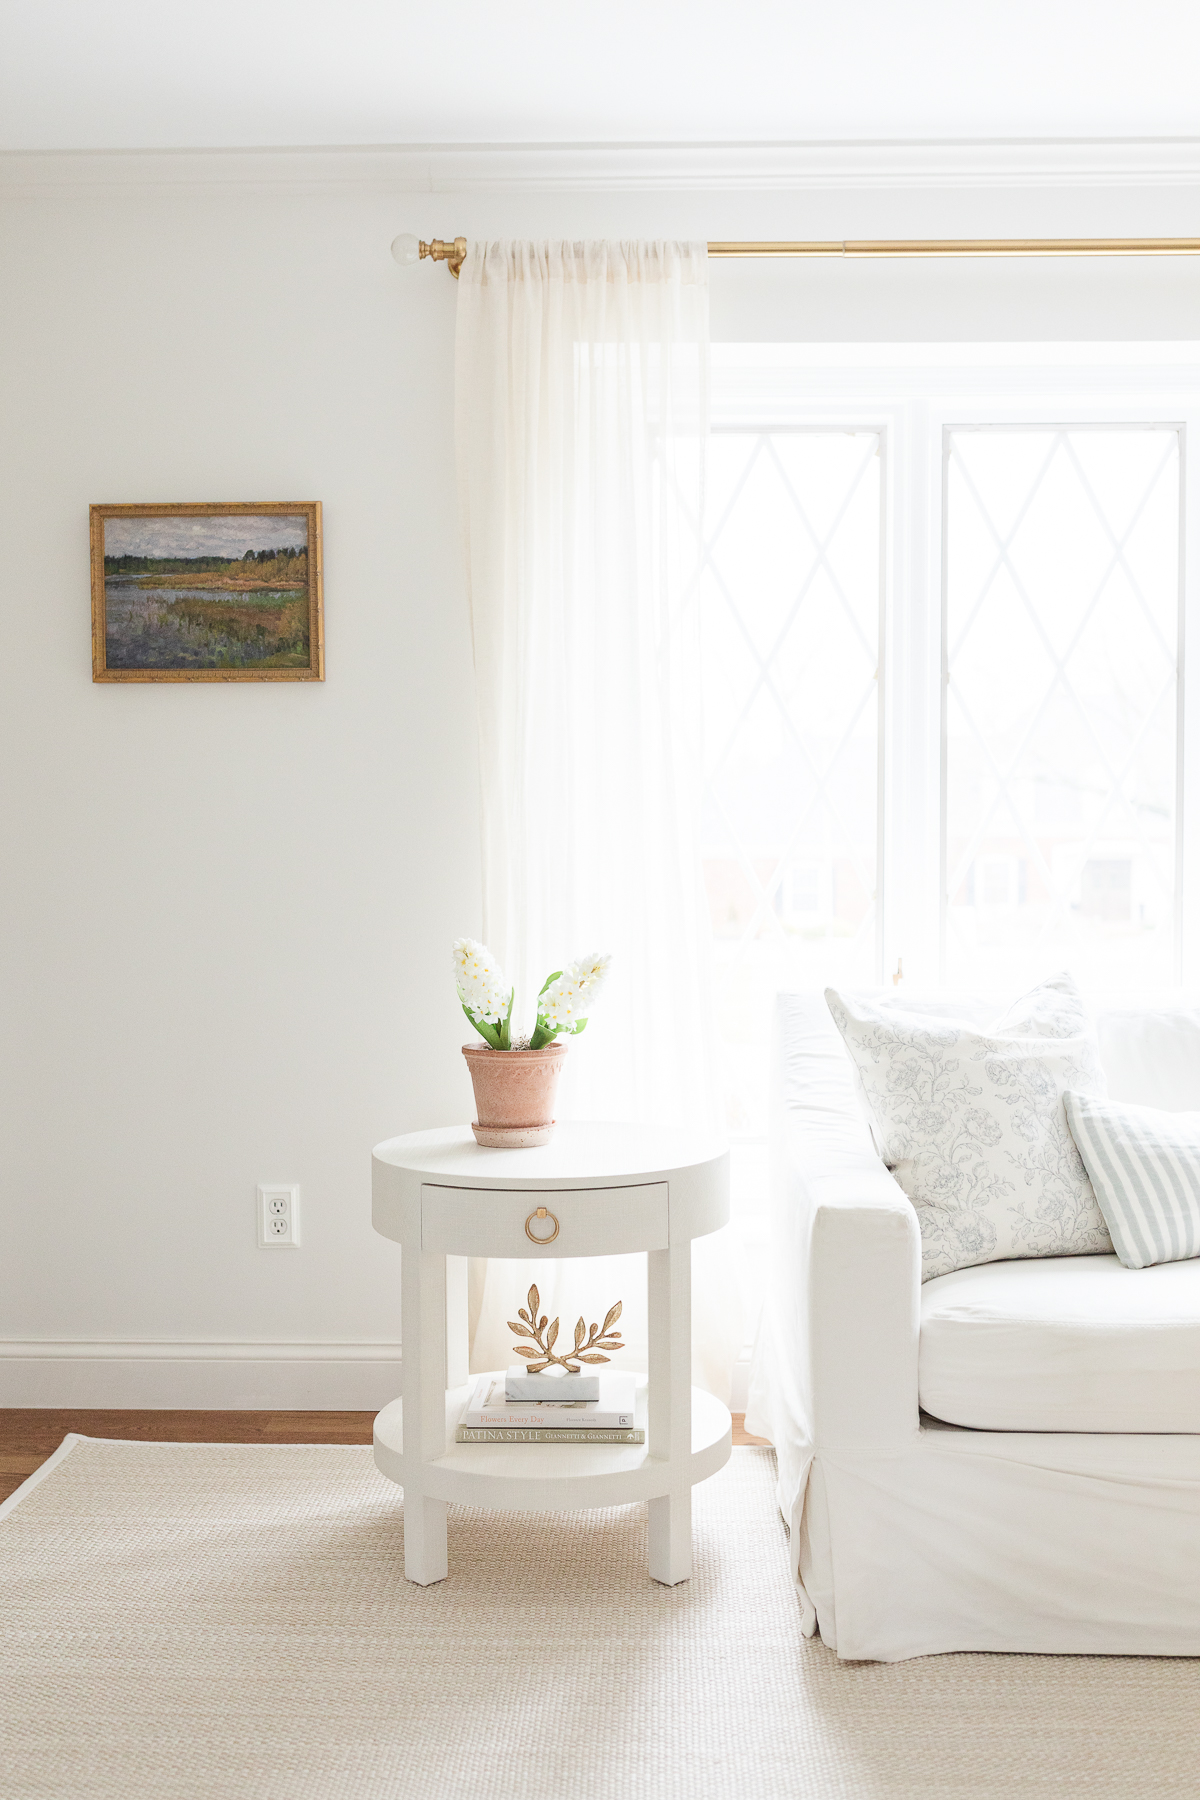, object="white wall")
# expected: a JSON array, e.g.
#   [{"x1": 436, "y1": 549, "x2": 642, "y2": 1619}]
[{"x1": 4, "y1": 150, "x2": 1200, "y2": 1404}]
